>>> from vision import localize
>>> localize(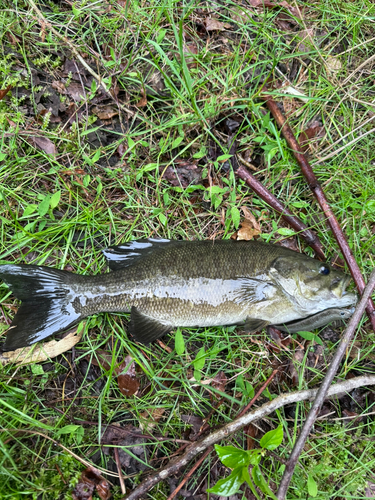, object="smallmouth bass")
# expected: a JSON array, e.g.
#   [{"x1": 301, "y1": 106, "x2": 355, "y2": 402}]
[{"x1": 0, "y1": 239, "x2": 357, "y2": 351}]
